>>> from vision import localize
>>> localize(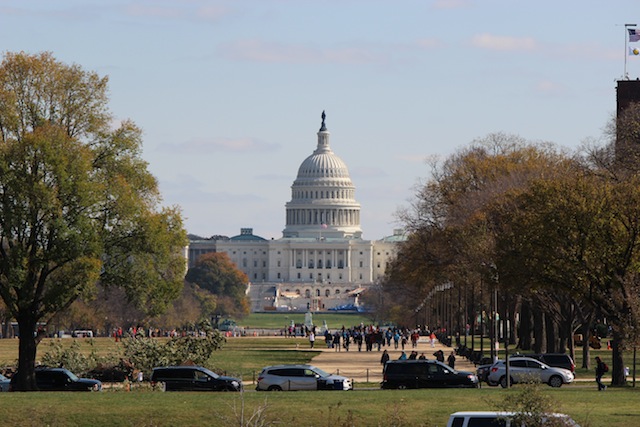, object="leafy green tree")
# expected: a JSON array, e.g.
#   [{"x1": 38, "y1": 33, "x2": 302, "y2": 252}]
[
  {"x1": 186, "y1": 252, "x2": 250, "y2": 318},
  {"x1": 0, "y1": 52, "x2": 187, "y2": 390}
]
